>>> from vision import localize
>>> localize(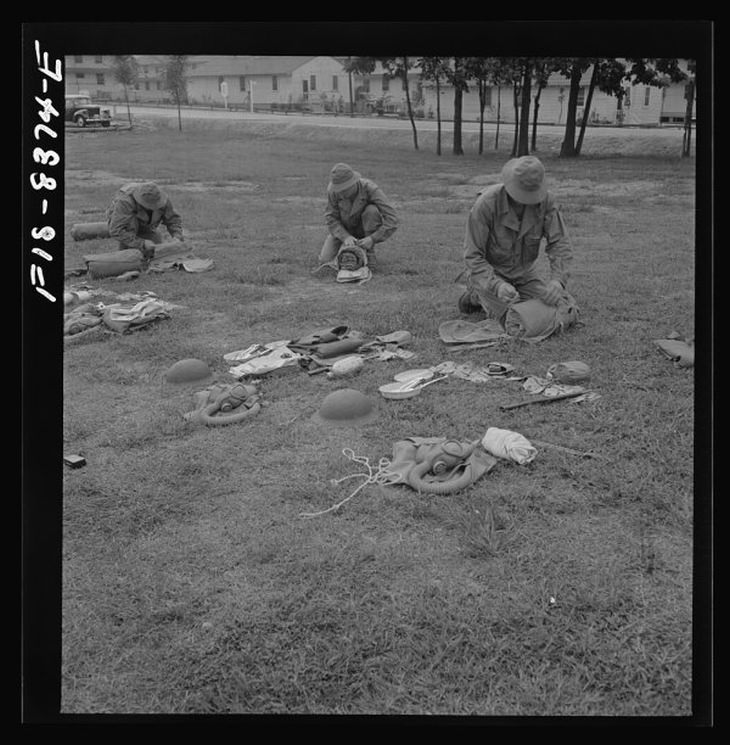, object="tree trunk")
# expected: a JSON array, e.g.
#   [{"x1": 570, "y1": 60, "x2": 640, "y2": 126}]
[
  {"x1": 453, "y1": 84, "x2": 464, "y2": 155},
  {"x1": 436, "y1": 76, "x2": 442, "y2": 156},
  {"x1": 494, "y1": 85, "x2": 501, "y2": 149},
  {"x1": 575, "y1": 63, "x2": 599, "y2": 155},
  {"x1": 682, "y1": 79, "x2": 695, "y2": 157},
  {"x1": 517, "y1": 62, "x2": 532, "y2": 156},
  {"x1": 402, "y1": 57, "x2": 419, "y2": 151},
  {"x1": 176, "y1": 93, "x2": 182, "y2": 131},
  {"x1": 511, "y1": 85, "x2": 520, "y2": 157},
  {"x1": 478, "y1": 79, "x2": 485, "y2": 155},
  {"x1": 124, "y1": 85, "x2": 132, "y2": 127},
  {"x1": 348, "y1": 63, "x2": 354, "y2": 117},
  {"x1": 531, "y1": 83, "x2": 544, "y2": 152},
  {"x1": 560, "y1": 63, "x2": 582, "y2": 157}
]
